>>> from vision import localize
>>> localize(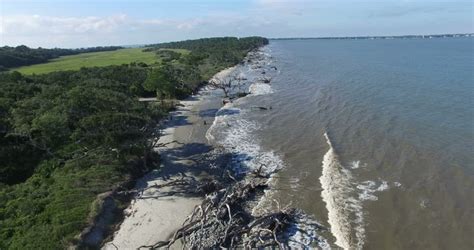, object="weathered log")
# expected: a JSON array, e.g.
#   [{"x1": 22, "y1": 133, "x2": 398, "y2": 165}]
[{"x1": 137, "y1": 172, "x2": 299, "y2": 249}]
